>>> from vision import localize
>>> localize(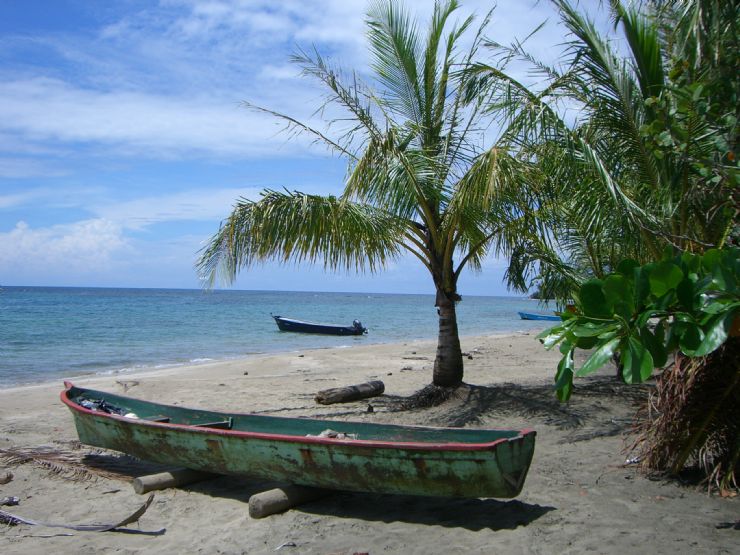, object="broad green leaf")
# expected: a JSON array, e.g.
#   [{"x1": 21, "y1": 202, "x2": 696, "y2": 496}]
[
  {"x1": 649, "y1": 261, "x2": 684, "y2": 297},
  {"x1": 676, "y1": 278, "x2": 694, "y2": 311},
  {"x1": 616, "y1": 259, "x2": 639, "y2": 277},
  {"x1": 576, "y1": 337, "x2": 620, "y2": 377},
  {"x1": 575, "y1": 336, "x2": 598, "y2": 350},
  {"x1": 679, "y1": 323, "x2": 704, "y2": 355},
  {"x1": 603, "y1": 275, "x2": 633, "y2": 317},
  {"x1": 700, "y1": 299, "x2": 740, "y2": 315},
  {"x1": 680, "y1": 252, "x2": 700, "y2": 273},
  {"x1": 572, "y1": 322, "x2": 619, "y2": 337},
  {"x1": 537, "y1": 325, "x2": 568, "y2": 349},
  {"x1": 693, "y1": 310, "x2": 737, "y2": 356},
  {"x1": 559, "y1": 338, "x2": 574, "y2": 355},
  {"x1": 640, "y1": 327, "x2": 667, "y2": 367},
  {"x1": 701, "y1": 249, "x2": 721, "y2": 272},
  {"x1": 580, "y1": 279, "x2": 610, "y2": 318},
  {"x1": 634, "y1": 266, "x2": 651, "y2": 306},
  {"x1": 621, "y1": 336, "x2": 654, "y2": 384},
  {"x1": 554, "y1": 350, "x2": 574, "y2": 402},
  {"x1": 711, "y1": 262, "x2": 736, "y2": 291}
]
